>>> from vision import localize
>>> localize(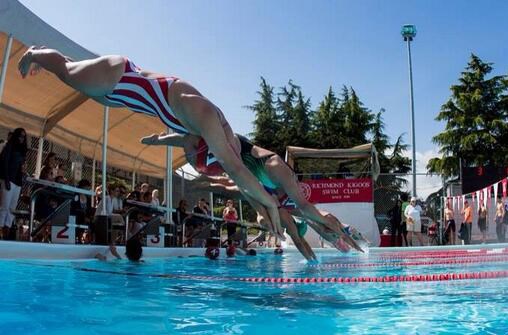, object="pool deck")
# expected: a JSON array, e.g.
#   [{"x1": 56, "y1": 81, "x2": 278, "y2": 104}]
[{"x1": 1, "y1": 240, "x2": 508, "y2": 260}]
